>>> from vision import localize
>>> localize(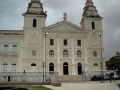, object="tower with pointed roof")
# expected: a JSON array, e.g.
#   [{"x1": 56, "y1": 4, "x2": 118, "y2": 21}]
[
  {"x1": 22, "y1": 0, "x2": 47, "y2": 72},
  {"x1": 23, "y1": 0, "x2": 47, "y2": 29},
  {"x1": 81, "y1": 0, "x2": 102, "y2": 30},
  {"x1": 81, "y1": 0, "x2": 105, "y2": 75}
]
